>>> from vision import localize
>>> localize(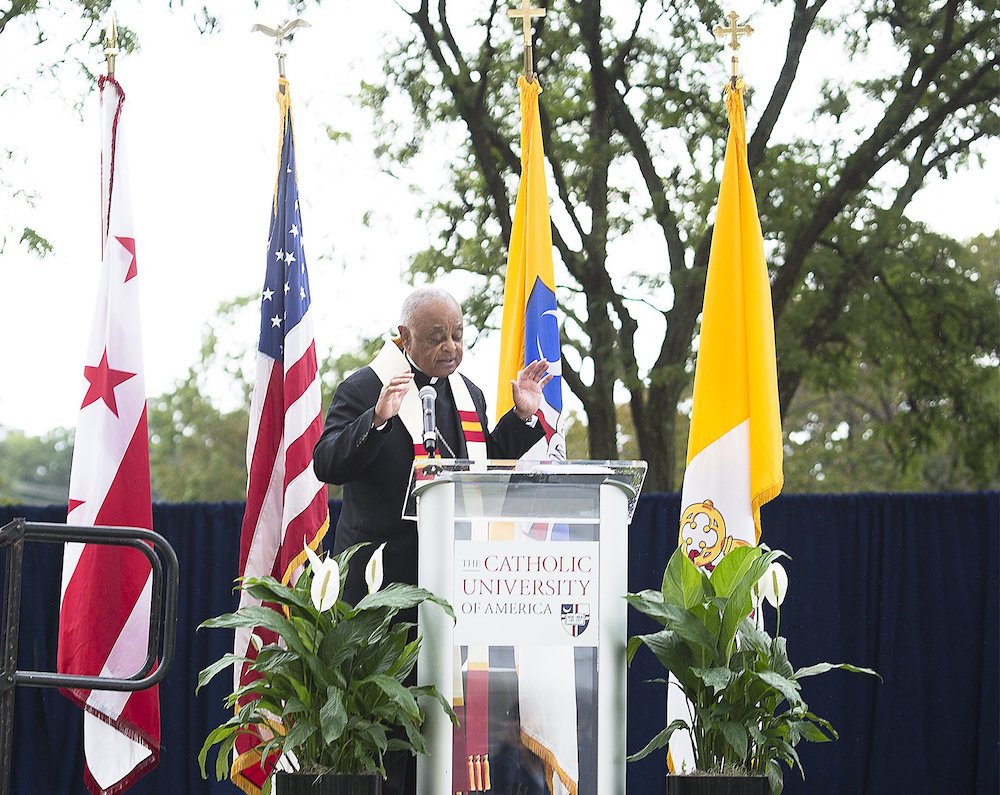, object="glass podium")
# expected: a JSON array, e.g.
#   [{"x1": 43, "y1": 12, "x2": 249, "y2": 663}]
[{"x1": 408, "y1": 460, "x2": 646, "y2": 795}]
